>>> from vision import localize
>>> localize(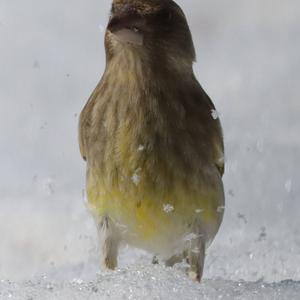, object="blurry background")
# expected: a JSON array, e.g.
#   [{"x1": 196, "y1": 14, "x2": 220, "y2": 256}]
[{"x1": 0, "y1": 0, "x2": 299, "y2": 282}]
